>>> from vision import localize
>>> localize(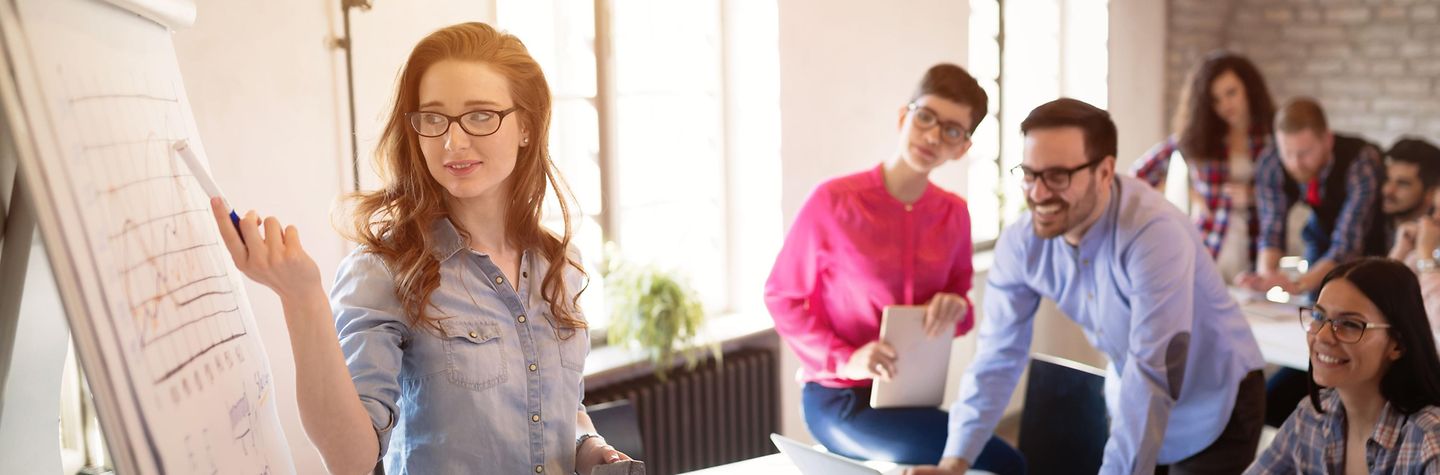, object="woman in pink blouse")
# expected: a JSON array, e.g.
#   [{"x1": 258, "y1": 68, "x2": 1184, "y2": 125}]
[{"x1": 764, "y1": 64, "x2": 1022, "y2": 475}]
